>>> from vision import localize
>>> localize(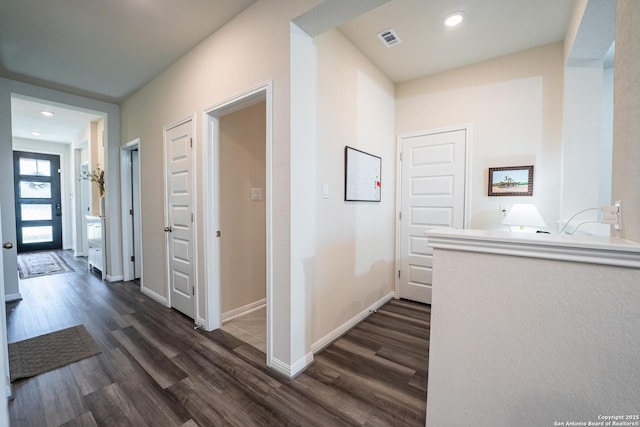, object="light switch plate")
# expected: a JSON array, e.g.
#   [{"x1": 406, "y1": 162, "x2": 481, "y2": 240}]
[
  {"x1": 251, "y1": 188, "x2": 262, "y2": 201},
  {"x1": 322, "y1": 184, "x2": 329, "y2": 199}
]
